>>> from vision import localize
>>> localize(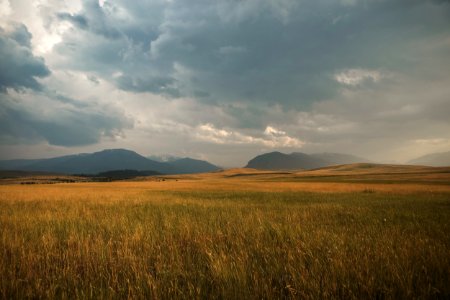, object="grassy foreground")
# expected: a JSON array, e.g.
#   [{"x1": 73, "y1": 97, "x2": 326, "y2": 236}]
[{"x1": 1, "y1": 183, "x2": 449, "y2": 299}]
